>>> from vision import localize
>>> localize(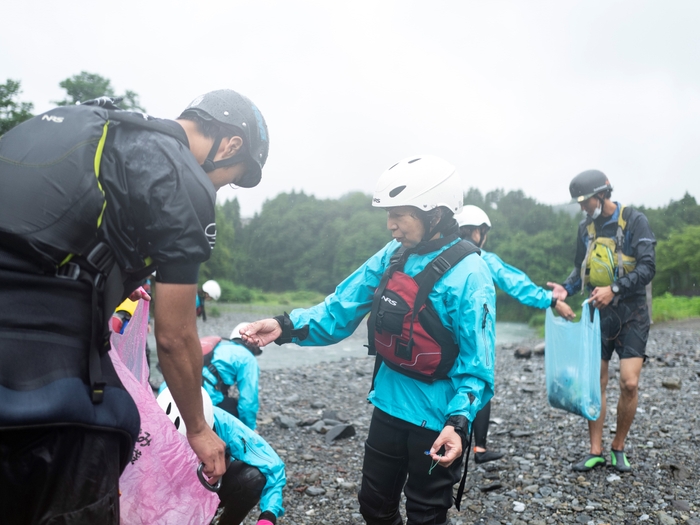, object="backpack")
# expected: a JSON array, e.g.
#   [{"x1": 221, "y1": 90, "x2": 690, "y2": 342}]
[
  {"x1": 581, "y1": 205, "x2": 636, "y2": 288},
  {"x1": 367, "y1": 240, "x2": 480, "y2": 384},
  {"x1": 200, "y1": 336, "x2": 229, "y2": 394},
  {"x1": 0, "y1": 103, "x2": 186, "y2": 271},
  {"x1": 0, "y1": 102, "x2": 188, "y2": 403}
]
